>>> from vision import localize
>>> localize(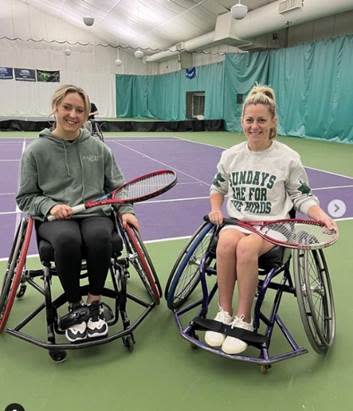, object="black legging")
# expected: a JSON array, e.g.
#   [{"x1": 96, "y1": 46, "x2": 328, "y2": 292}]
[{"x1": 38, "y1": 216, "x2": 114, "y2": 303}]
